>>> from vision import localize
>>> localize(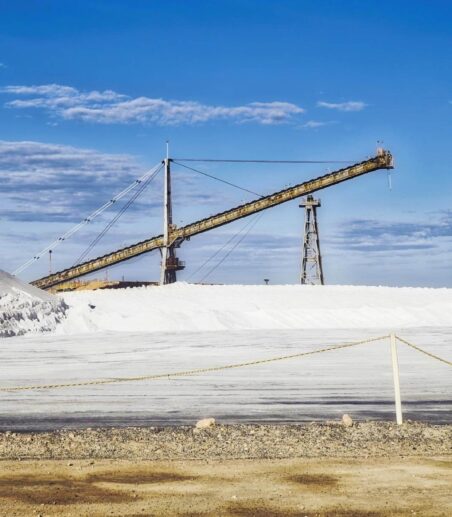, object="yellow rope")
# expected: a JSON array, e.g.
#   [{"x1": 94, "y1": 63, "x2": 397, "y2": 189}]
[
  {"x1": 396, "y1": 336, "x2": 452, "y2": 367},
  {"x1": 0, "y1": 335, "x2": 388, "y2": 393}
]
